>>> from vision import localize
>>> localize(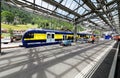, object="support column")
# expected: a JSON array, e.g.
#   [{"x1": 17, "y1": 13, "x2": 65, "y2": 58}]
[
  {"x1": 117, "y1": 0, "x2": 120, "y2": 34},
  {"x1": 100, "y1": 29, "x2": 103, "y2": 38},
  {"x1": 74, "y1": 24, "x2": 77, "y2": 42},
  {"x1": 0, "y1": 0, "x2": 1, "y2": 54}
]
